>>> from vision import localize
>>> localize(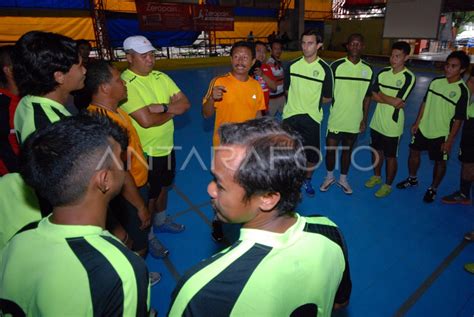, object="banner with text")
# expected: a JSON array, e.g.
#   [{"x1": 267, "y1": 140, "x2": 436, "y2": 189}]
[{"x1": 136, "y1": 1, "x2": 234, "y2": 32}]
